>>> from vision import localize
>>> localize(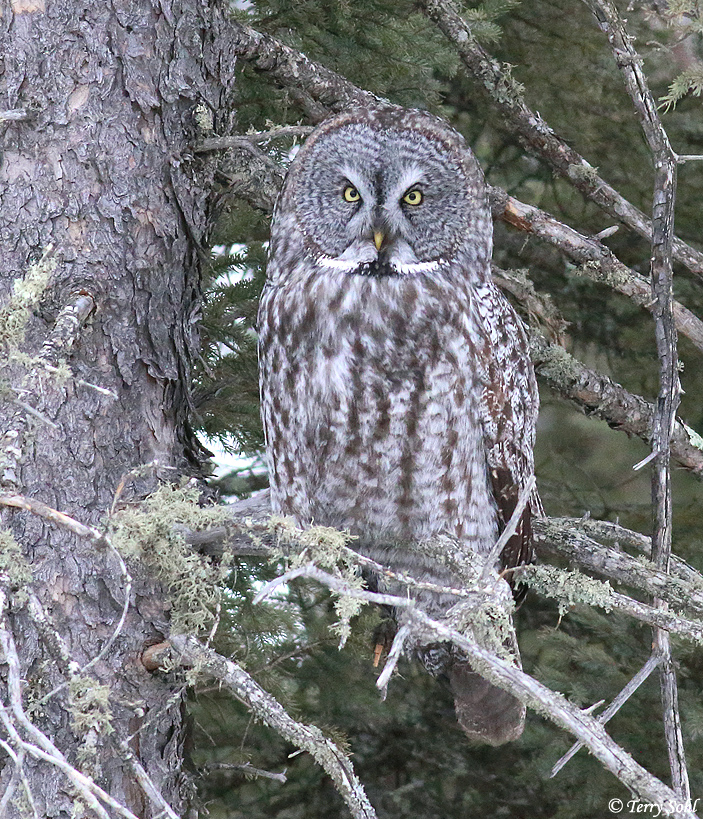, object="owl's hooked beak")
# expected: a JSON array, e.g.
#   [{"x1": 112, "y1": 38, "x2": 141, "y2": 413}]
[{"x1": 373, "y1": 231, "x2": 385, "y2": 252}]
